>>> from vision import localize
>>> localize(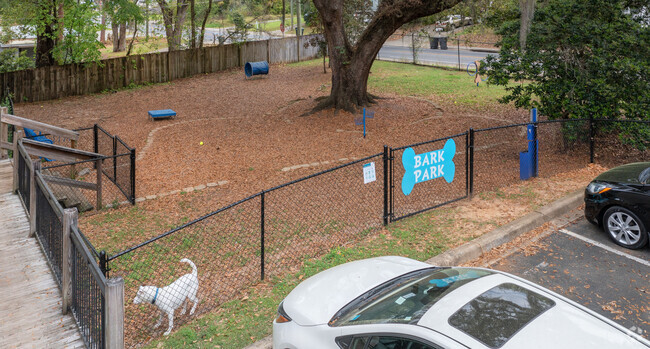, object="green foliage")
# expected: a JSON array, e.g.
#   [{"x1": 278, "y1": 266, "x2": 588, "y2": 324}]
[
  {"x1": 0, "y1": 49, "x2": 34, "y2": 72},
  {"x1": 104, "y1": 0, "x2": 144, "y2": 25},
  {"x1": 53, "y1": 0, "x2": 104, "y2": 64},
  {"x1": 484, "y1": 0, "x2": 650, "y2": 120}
]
